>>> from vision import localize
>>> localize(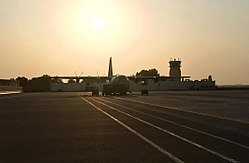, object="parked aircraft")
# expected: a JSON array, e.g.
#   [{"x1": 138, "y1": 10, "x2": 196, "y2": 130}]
[
  {"x1": 102, "y1": 57, "x2": 130, "y2": 96},
  {"x1": 52, "y1": 57, "x2": 131, "y2": 95}
]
